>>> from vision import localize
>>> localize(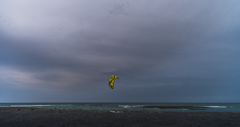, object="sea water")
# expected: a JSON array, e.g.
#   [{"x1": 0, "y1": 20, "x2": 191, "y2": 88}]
[{"x1": 0, "y1": 103, "x2": 240, "y2": 112}]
